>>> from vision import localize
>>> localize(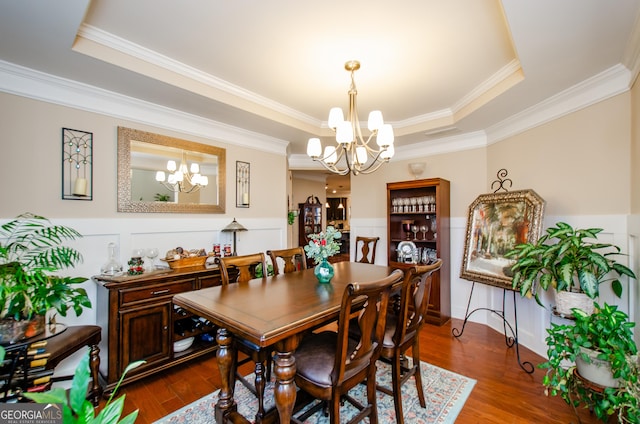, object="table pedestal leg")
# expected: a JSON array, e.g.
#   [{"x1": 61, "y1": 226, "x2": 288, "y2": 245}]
[
  {"x1": 215, "y1": 327, "x2": 237, "y2": 424},
  {"x1": 273, "y1": 339, "x2": 298, "y2": 424}
]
